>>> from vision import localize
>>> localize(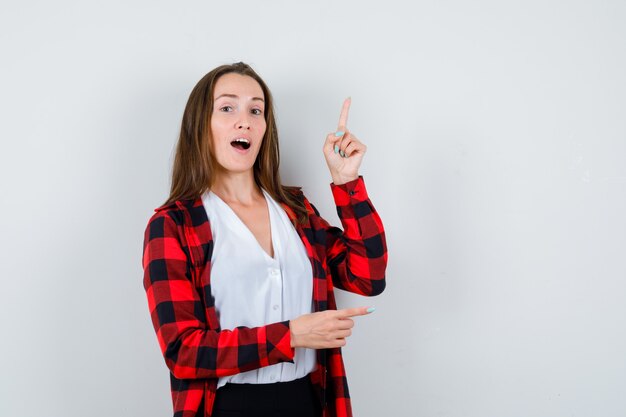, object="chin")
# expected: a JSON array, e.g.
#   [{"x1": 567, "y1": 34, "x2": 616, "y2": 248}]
[{"x1": 217, "y1": 160, "x2": 256, "y2": 175}]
